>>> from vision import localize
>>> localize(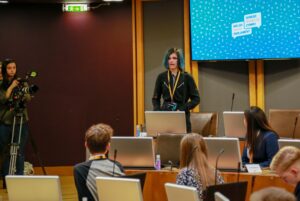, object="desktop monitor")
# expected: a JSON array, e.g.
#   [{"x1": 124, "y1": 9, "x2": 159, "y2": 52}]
[
  {"x1": 204, "y1": 137, "x2": 242, "y2": 171},
  {"x1": 109, "y1": 136, "x2": 155, "y2": 168},
  {"x1": 223, "y1": 111, "x2": 246, "y2": 138},
  {"x1": 6, "y1": 175, "x2": 62, "y2": 201},
  {"x1": 145, "y1": 111, "x2": 187, "y2": 136}
]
